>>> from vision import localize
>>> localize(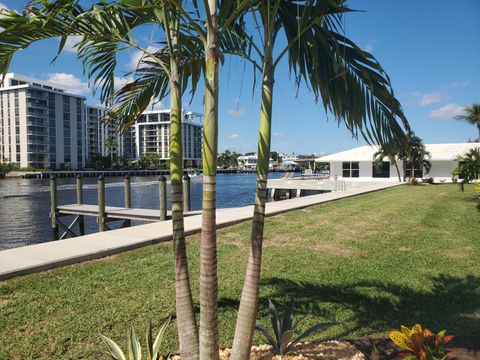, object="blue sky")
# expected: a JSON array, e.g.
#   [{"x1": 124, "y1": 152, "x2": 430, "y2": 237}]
[{"x1": 1, "y1": 0, "x2": 479, "y2": 155}]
